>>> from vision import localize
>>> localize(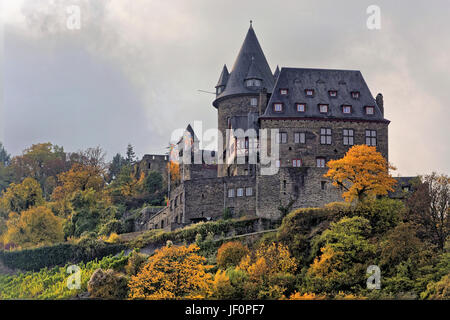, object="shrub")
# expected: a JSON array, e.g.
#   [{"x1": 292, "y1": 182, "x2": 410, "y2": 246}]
[
  {"x1": 217, "y1": 241, "x2": 249, "y2": 269},
  {"x1": 87, "y1": 268, "x2": 128, "y2": 299},
  {"x1": 354, "y1": 198, "x2": 403, "y2": 235},
  {"x1": 99, "y1": 219, "x2": 123, "y2": 236},
  {"x1": 212, "y1": 269, "x2": 234, "y2": 299},
  {"x1": 124, "y1": 250, "x2": 147, "y2": 276}
]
